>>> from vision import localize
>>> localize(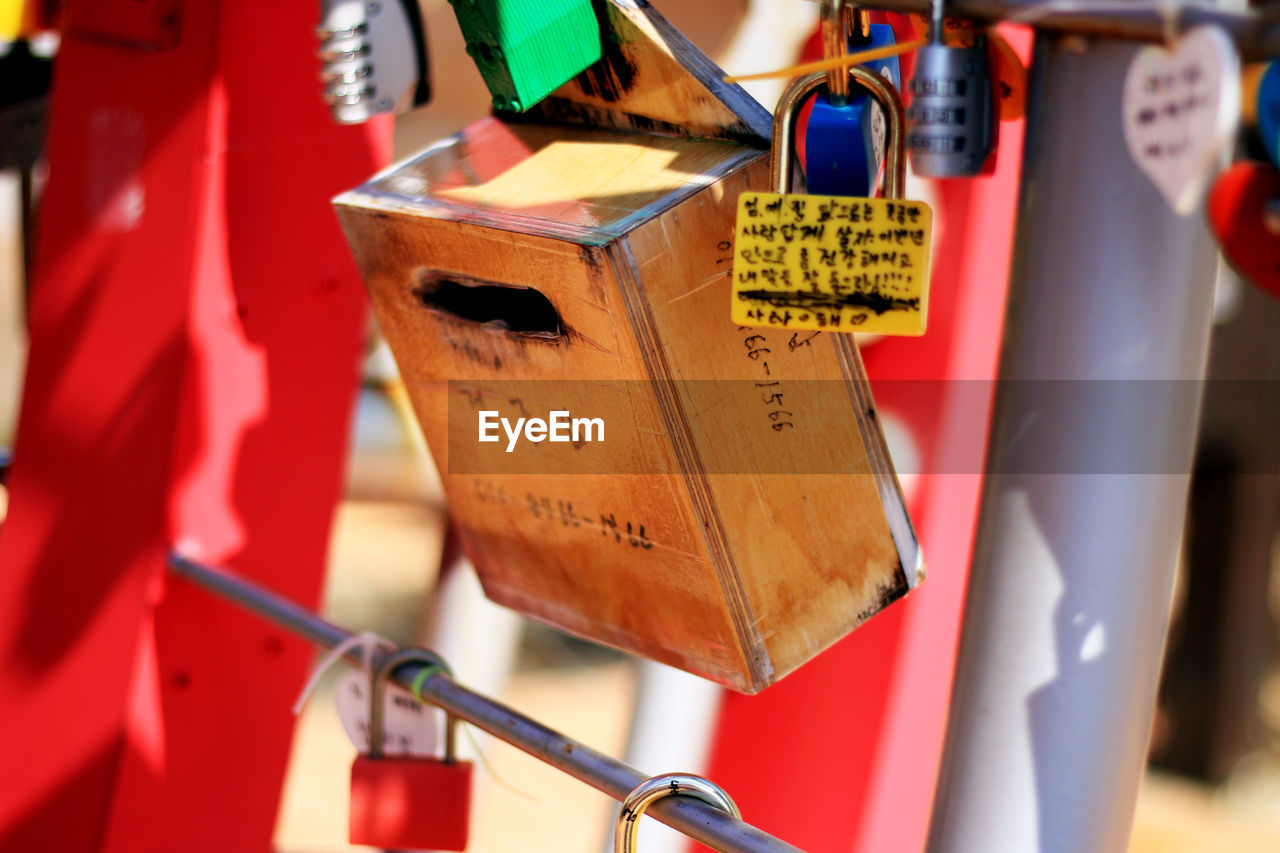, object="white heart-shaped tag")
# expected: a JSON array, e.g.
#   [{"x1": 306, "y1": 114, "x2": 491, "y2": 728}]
[
  {"x1": 335, "y1": 669, "x2": 441, "y2": 756},
  {"x1": 1122, "y1": 26, "x2": 1240, "y2": 215}
]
